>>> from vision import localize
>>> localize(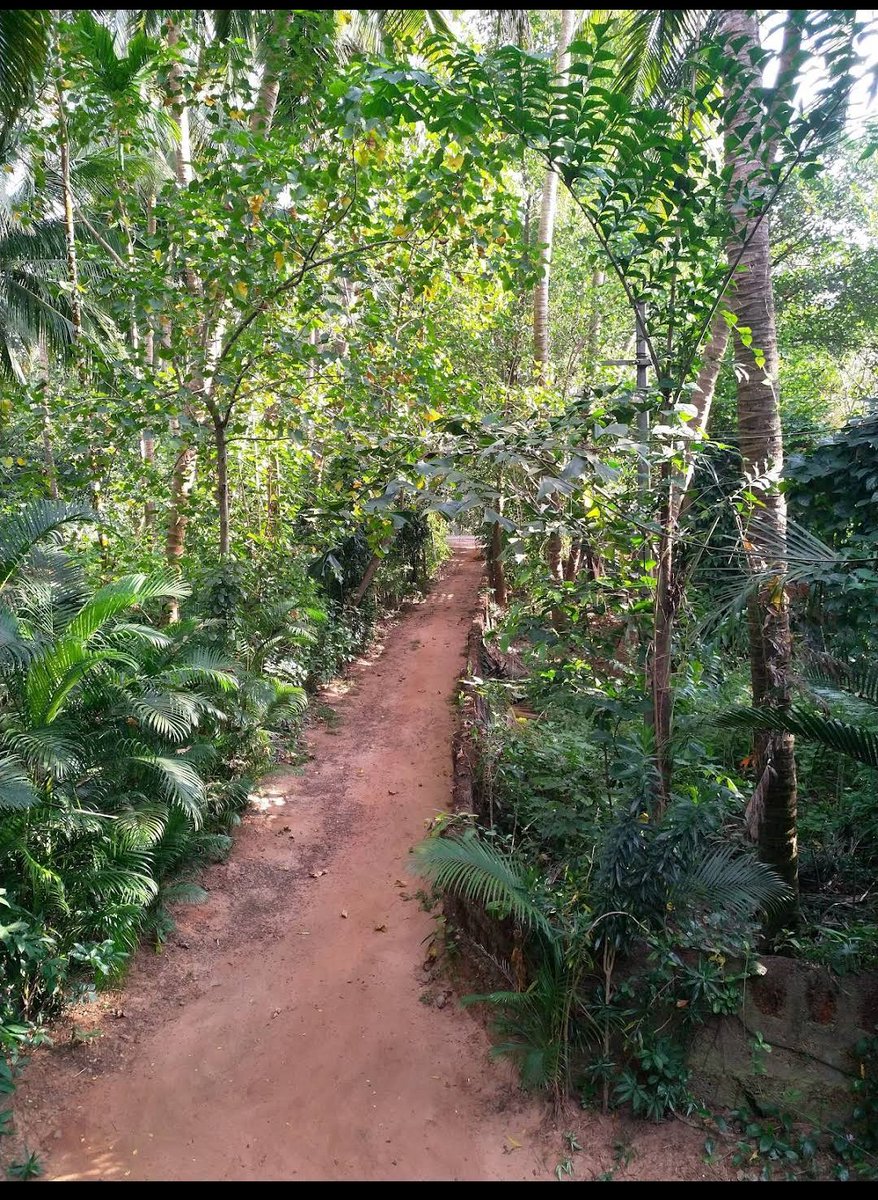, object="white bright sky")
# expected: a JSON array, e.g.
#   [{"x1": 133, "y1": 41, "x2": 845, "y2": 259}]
[{"x1": 761, "y1": 9, "x2": 878, "y2": 134}]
